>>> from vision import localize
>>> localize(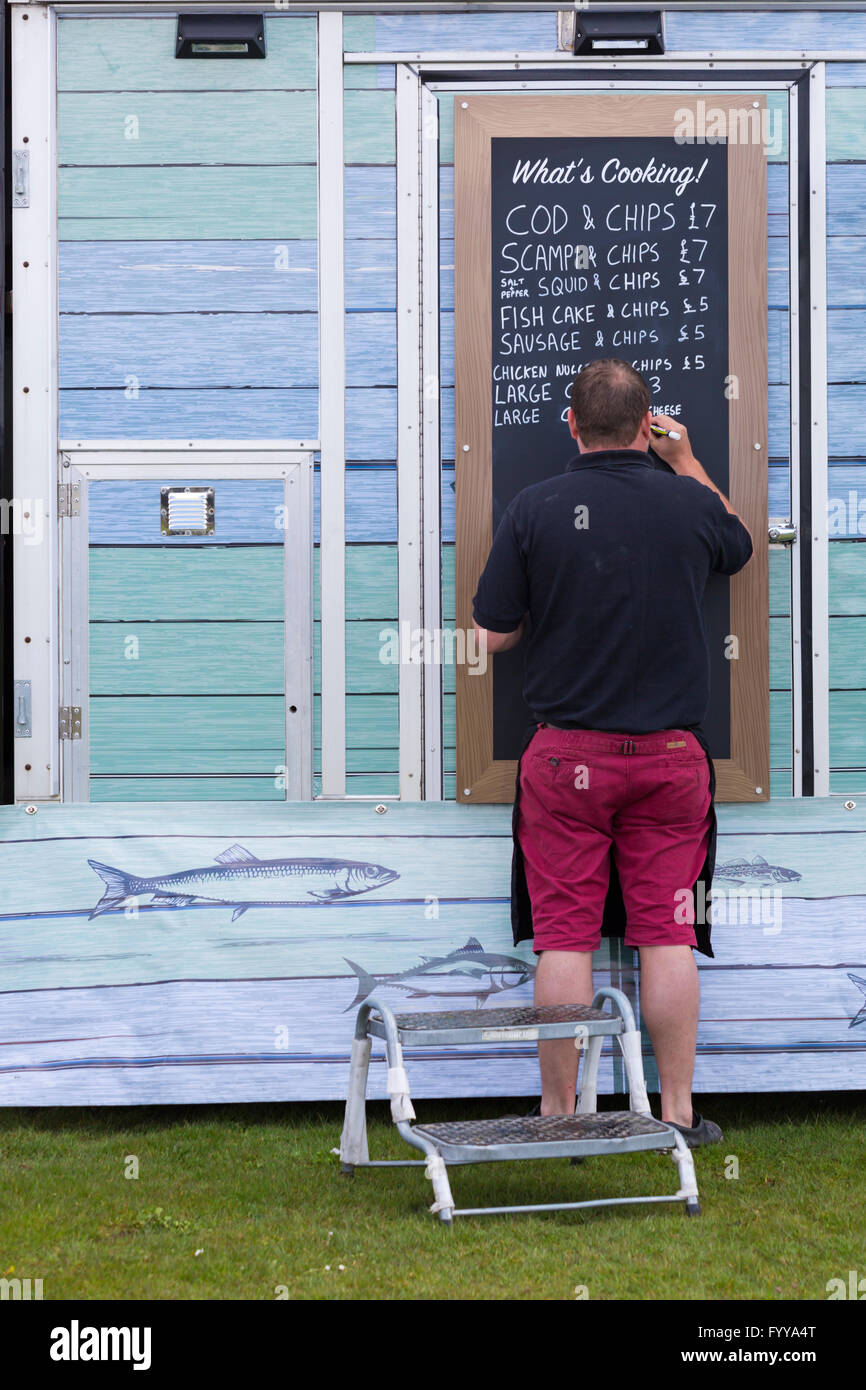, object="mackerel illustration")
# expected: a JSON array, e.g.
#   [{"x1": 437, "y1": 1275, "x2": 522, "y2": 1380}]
[
  {"x1": 88, "y1": 845, "x2": 399, "y2": 921},
  {"x1": 344, "y1": 936, "x2": 535, "y2": 1010}
]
